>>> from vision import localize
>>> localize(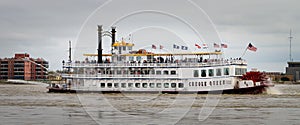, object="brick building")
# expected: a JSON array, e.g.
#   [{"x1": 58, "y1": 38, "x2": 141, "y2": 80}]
[{"x1": 0, "y1": 53, "x2": 48, "y2": 80}]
